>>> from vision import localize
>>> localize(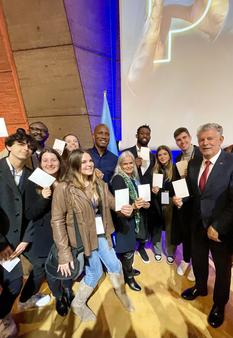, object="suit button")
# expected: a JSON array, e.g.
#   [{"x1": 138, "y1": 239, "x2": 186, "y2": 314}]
[
  {"x1": 15, "y1": 212, "x2": 20, "y2": 216},
  {"x1": 15, "y1": 197, "x2": 20, "y2": 201}
]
